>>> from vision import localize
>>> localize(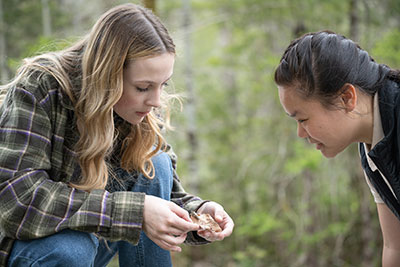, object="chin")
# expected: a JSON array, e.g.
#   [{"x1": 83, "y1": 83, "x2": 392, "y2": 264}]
[
  {"x1": 130, "y1": 120, "x2": 142, "y2": 125},
  {"x1": 320, "y1": 148, "x2": 343, "y2": 158},
  {"x1": 123, "y1": 117, "x2": 143, "y2": 125},
  {"x1": 322, "y1": 152, "x2": 337, "y2": 158}
]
